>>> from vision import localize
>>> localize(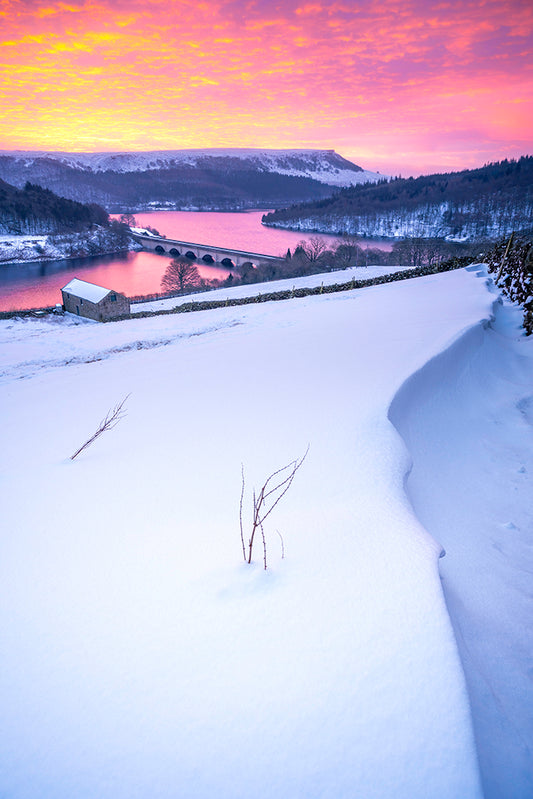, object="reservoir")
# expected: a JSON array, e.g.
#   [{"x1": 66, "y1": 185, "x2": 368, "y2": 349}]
[{"x1": 0, "y1": 210, "x2": 391, "y2": 312}]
